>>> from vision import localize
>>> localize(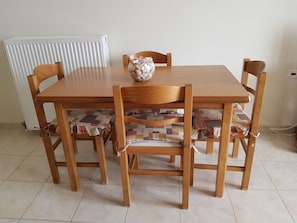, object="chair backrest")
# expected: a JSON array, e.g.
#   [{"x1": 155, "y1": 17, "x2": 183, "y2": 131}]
[
  {"x1": 27, "y1": 62, "x2": 64, "y2": 128},
  {"x1": 123, "y1": 51, "x2": 172, "y2": 67},
  {"x1": 113, "y1": 84, "x2": 192, "y2": 149},
  {"x1": 241, "y1": 58, "x2": 266, "y2": 136}
]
